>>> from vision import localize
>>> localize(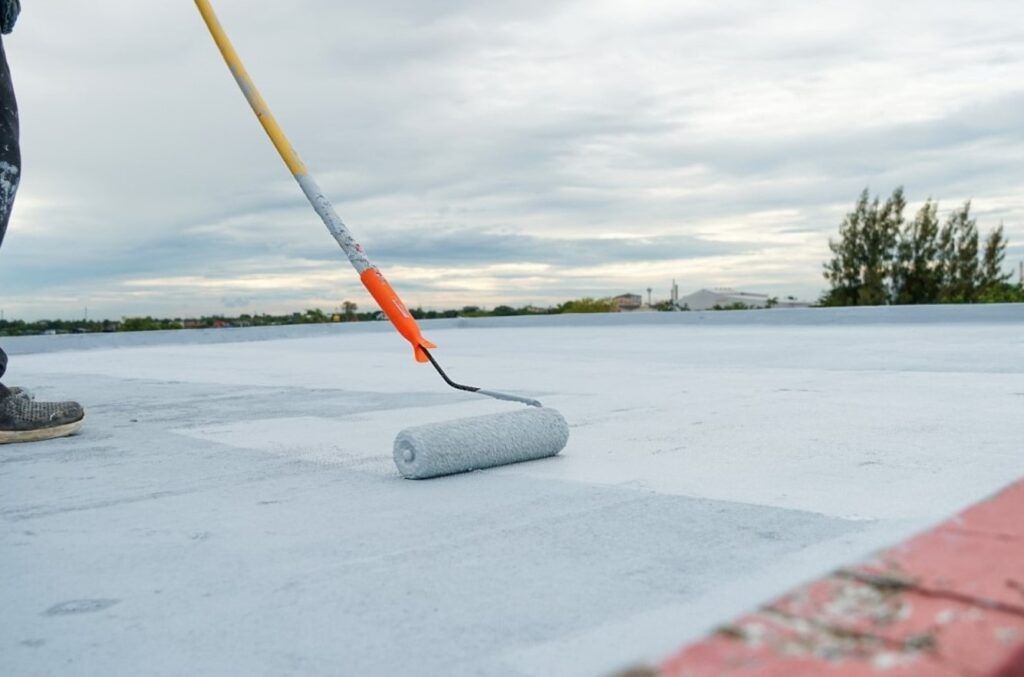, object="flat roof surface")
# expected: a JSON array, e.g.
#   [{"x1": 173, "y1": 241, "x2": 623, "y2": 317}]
[{"x1": 2, "y1": 306, "x2": 1022, "y2": 675}]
